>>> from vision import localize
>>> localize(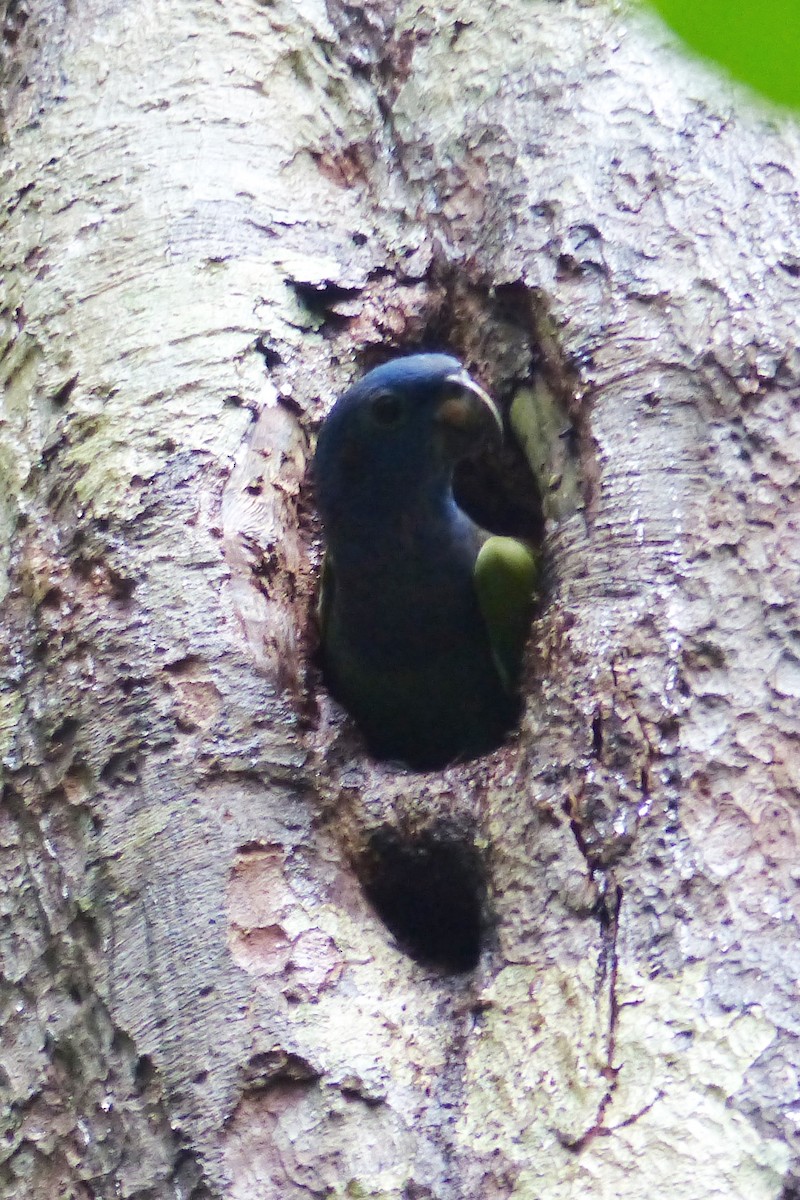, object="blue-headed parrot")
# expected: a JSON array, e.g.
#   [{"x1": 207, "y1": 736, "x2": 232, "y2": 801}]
[{"x1": 314, "y1": 353, "x2": 536, "y2": 769}]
